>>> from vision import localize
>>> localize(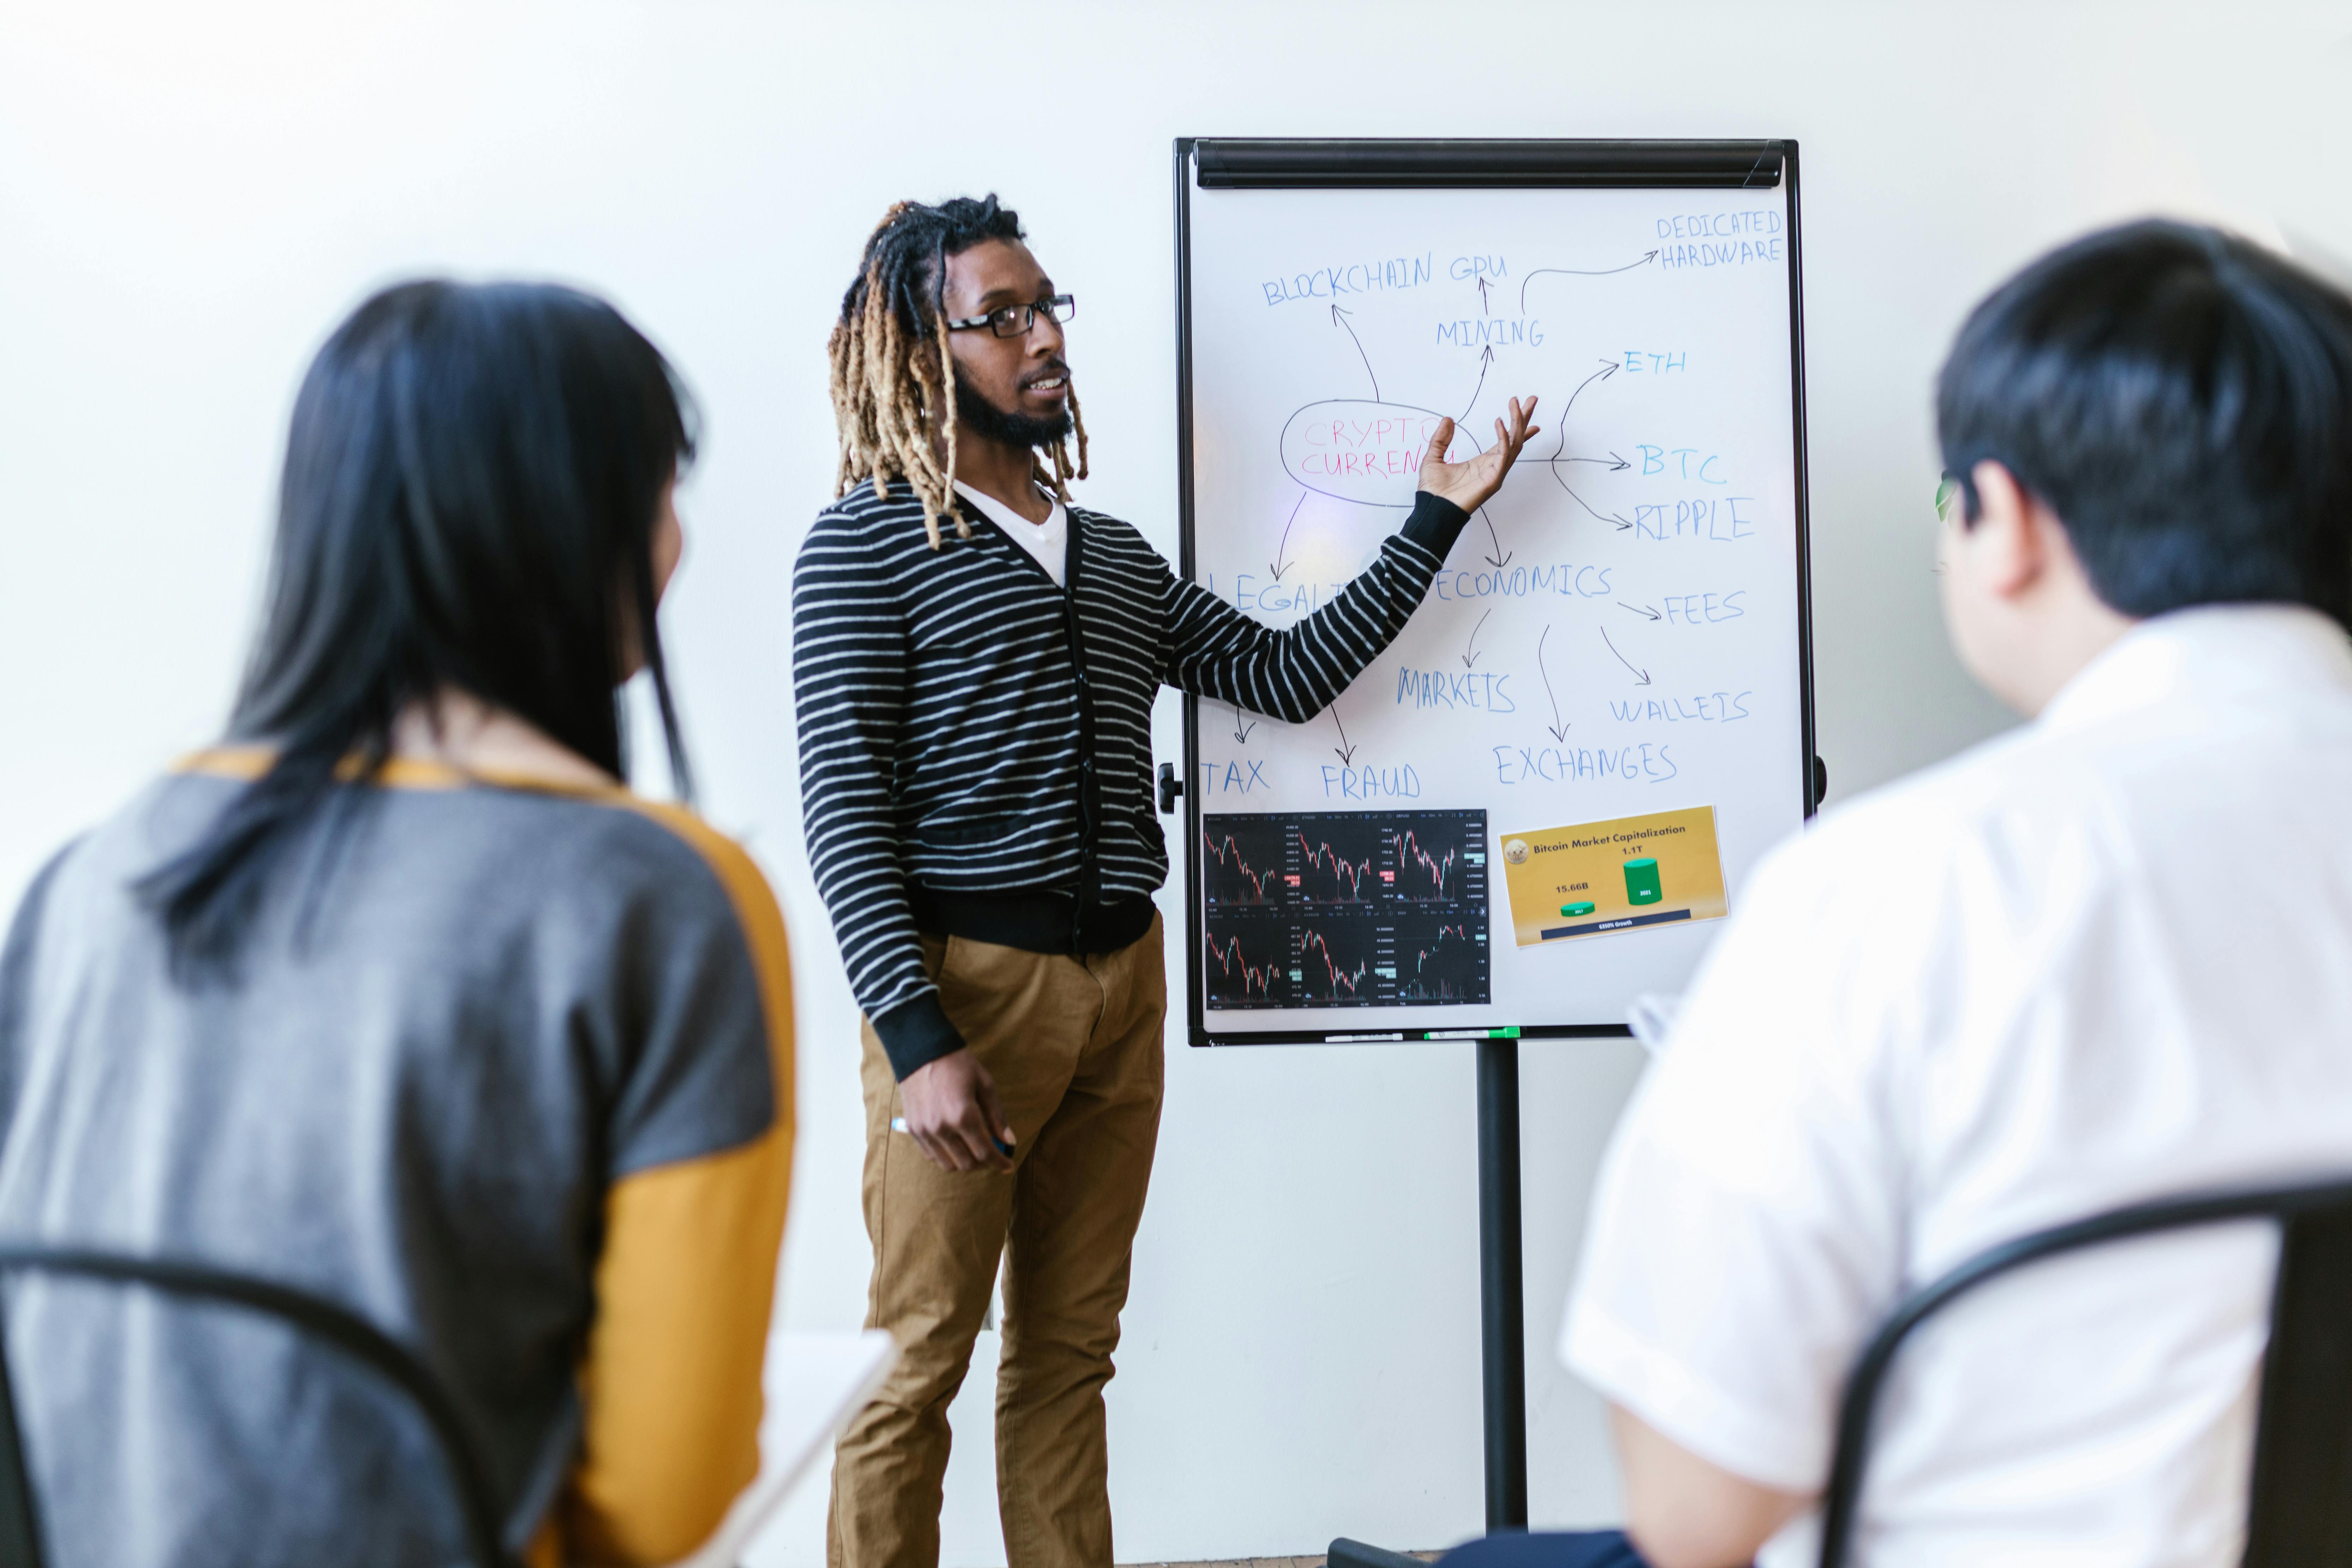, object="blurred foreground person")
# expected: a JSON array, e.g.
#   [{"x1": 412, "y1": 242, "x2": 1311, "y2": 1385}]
[
  {"x1": 0, "y1": 282, "x2": 794, "y2": 1567},
  {"x1": 1454, "y1": 221, "x2": 2352, "y2": 1568}
]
